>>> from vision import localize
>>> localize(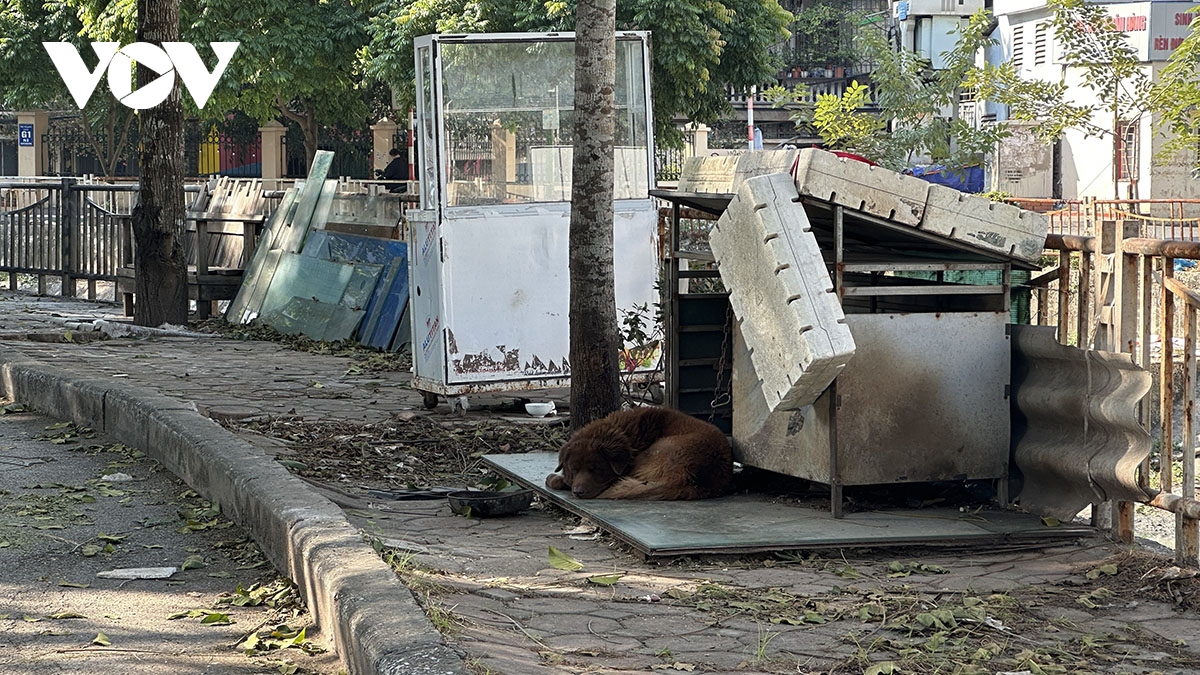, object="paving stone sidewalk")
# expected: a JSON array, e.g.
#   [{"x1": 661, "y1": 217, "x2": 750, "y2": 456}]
[{"x1": 2, "y1": 291, "x2": 1198, "y2": 675}]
